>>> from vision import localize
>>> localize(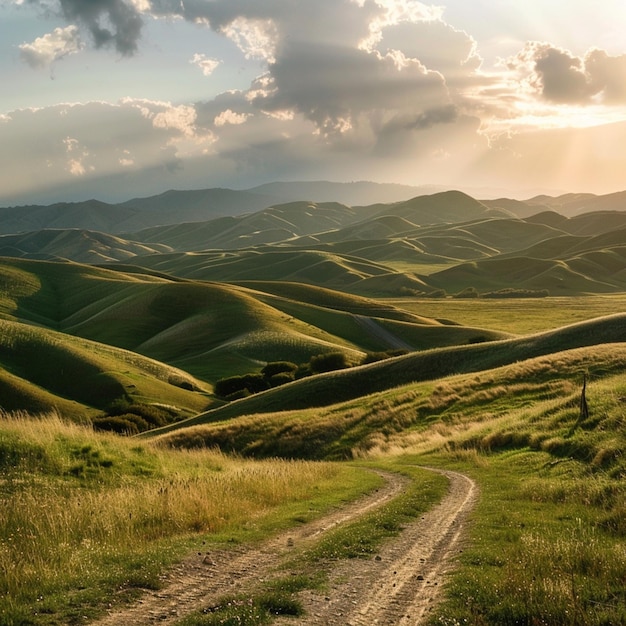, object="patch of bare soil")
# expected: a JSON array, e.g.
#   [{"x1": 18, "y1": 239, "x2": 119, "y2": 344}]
[
  {"x1": 91, "y1": 470, "x2": 409, "y2": 626},
  {"x1": 285, "y1": 468, "x2": 477, "y2": 625}
]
